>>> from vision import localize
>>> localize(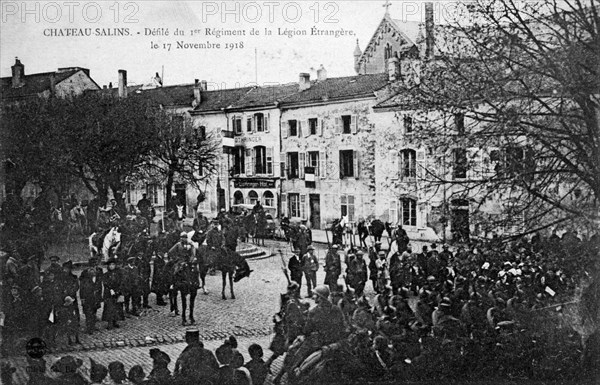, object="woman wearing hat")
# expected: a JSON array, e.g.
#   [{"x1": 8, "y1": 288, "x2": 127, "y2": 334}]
[{"x1": 102, "y1": 258, "x2": 123, "y2": 330}]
